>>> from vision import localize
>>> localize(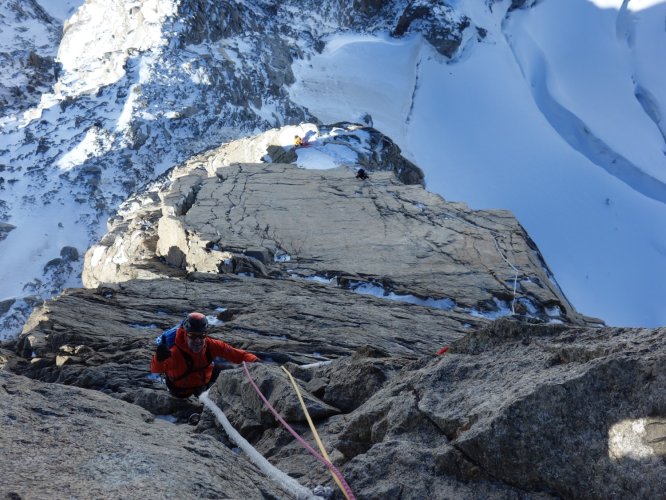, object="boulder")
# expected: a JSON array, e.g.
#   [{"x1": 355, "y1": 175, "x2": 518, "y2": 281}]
[{"x1": 0, "y1": 370, "x2": 292, "y2": 499}]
